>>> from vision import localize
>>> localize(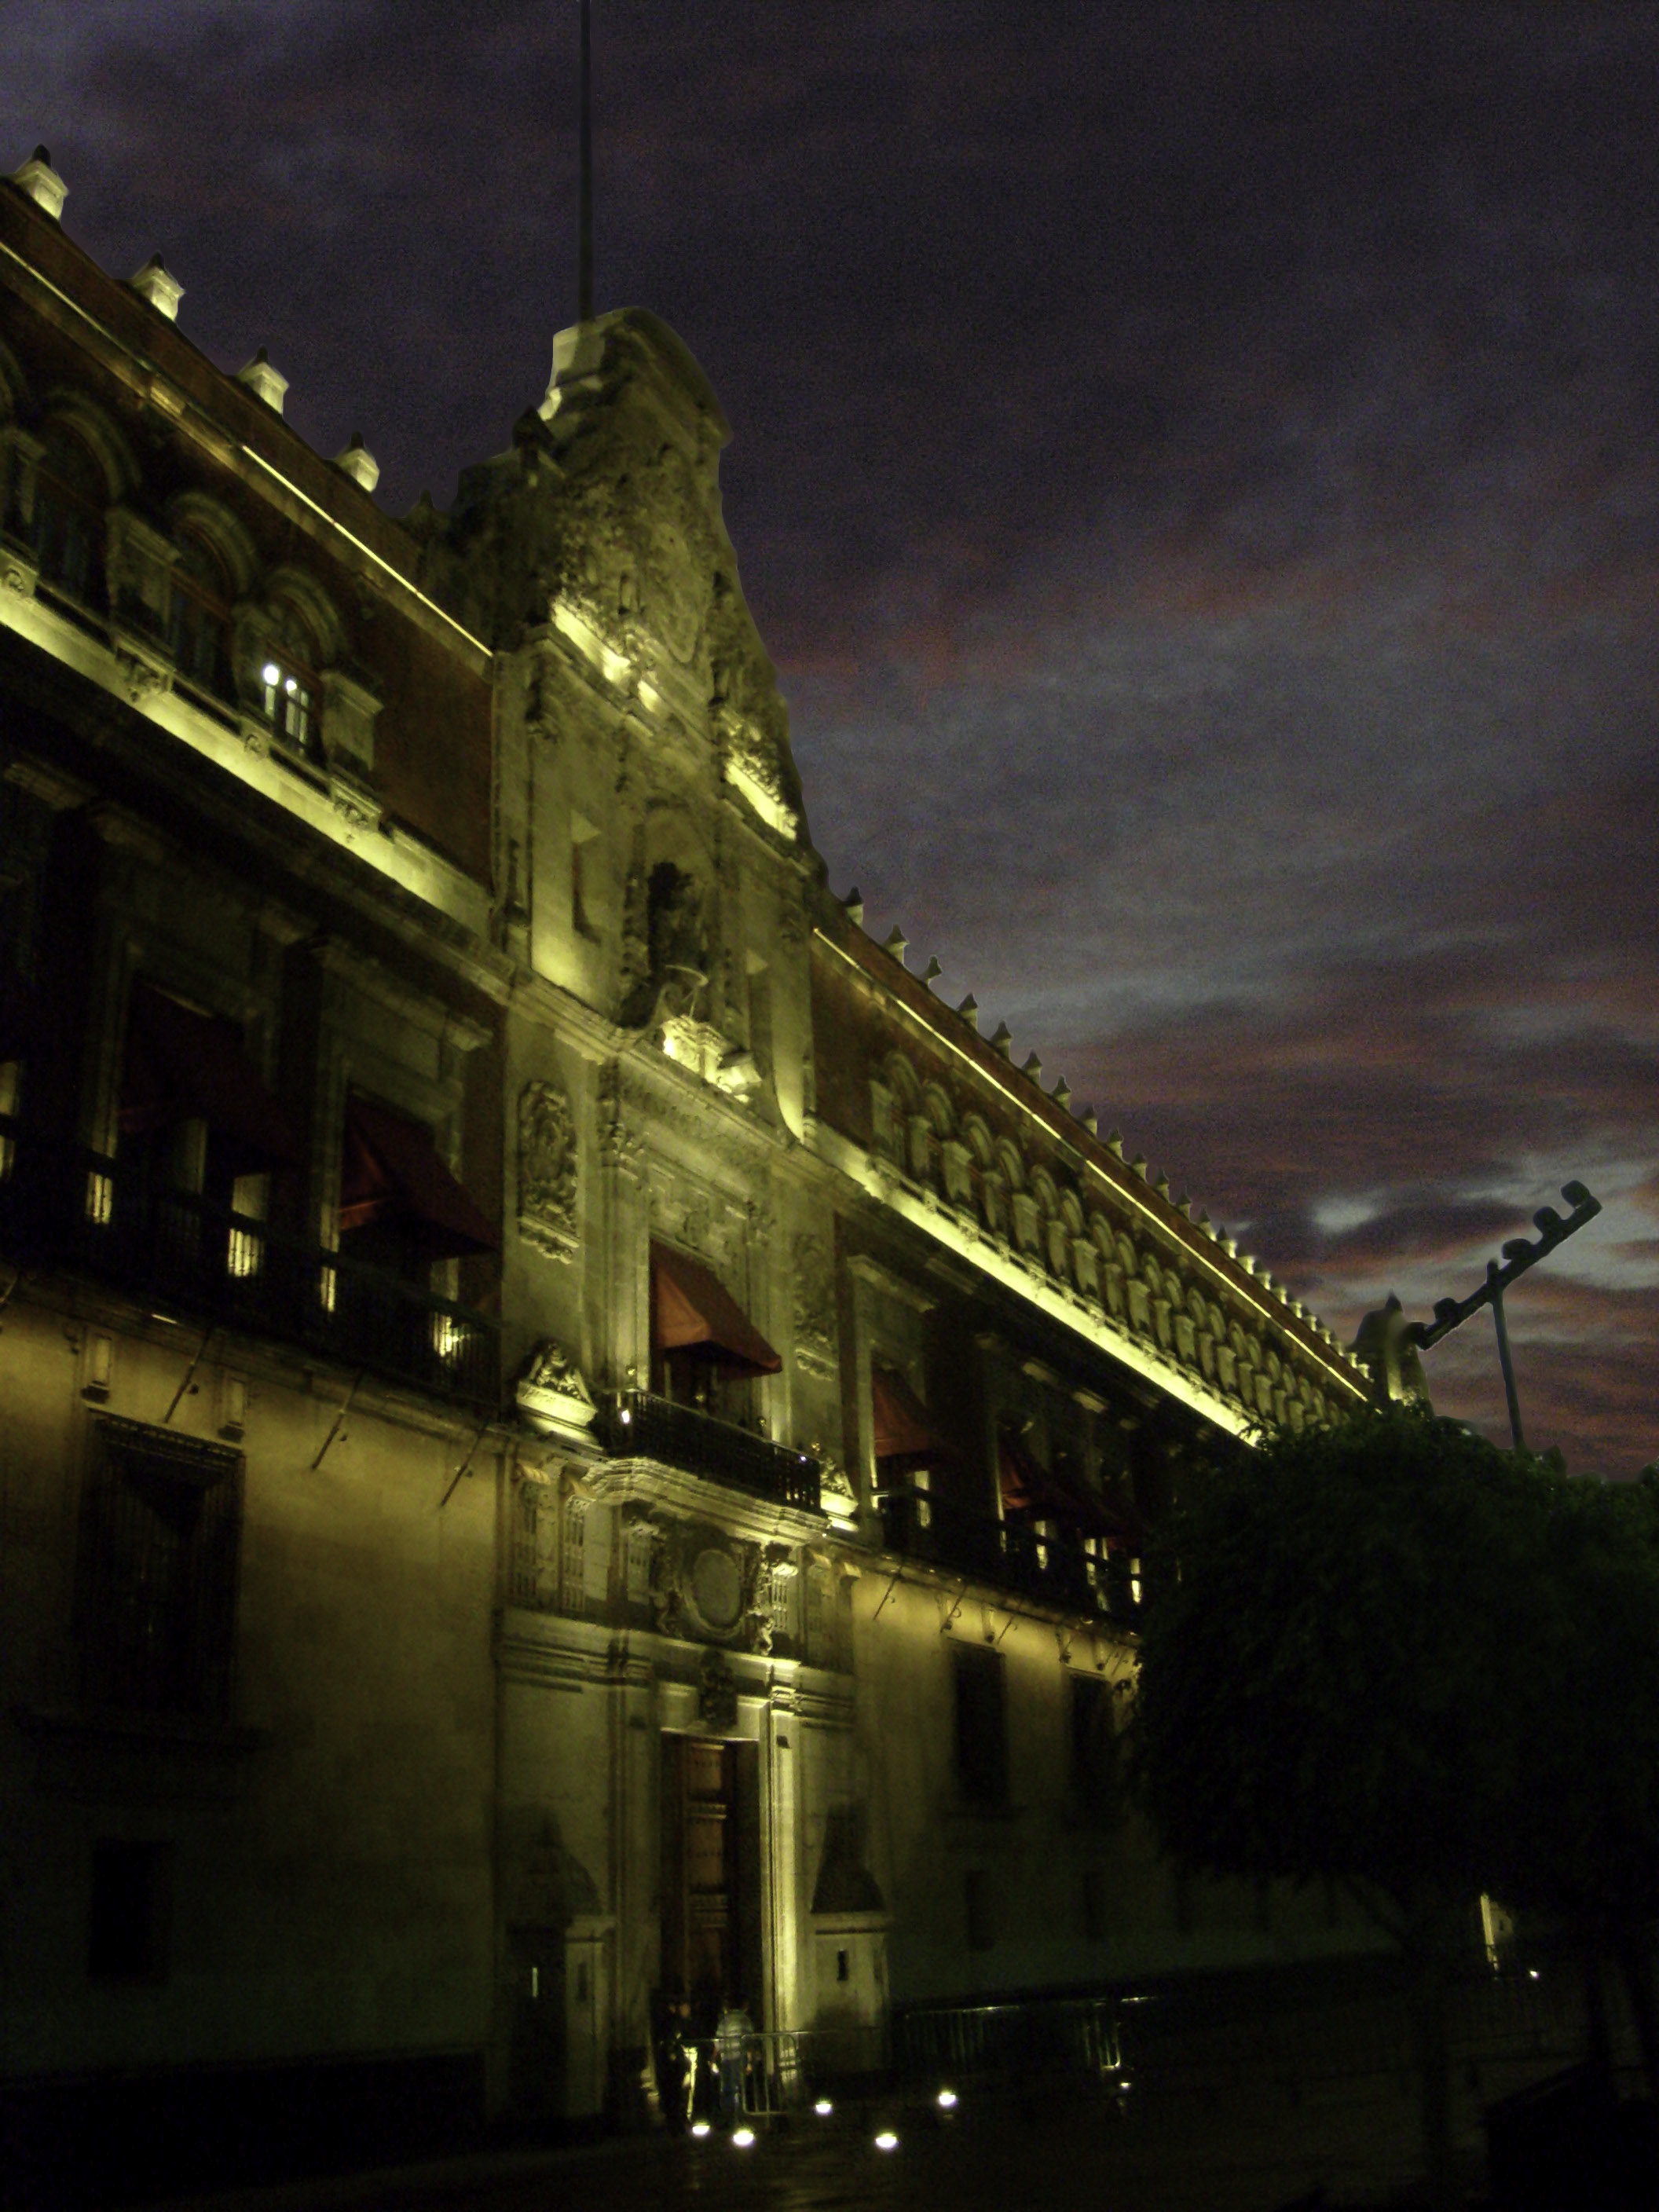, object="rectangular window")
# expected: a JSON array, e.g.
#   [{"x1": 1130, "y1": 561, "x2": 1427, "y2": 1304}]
[
  {"x1": 1069, "y1": 1672, "x2": 1119, "y2": 1820},
  {"x1": 952, "y1": 1642, "x2": 1009, "y2": 1807},
  {"x1": 73, "y1": 1416, "x2": 243, "y2": 1721},
  {"x1": 88, "y1": 1839, "x2": 171, "y2": 1983},
  {"x1": 259, "y1": 656, "x2": 317, "y2": 757}
]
